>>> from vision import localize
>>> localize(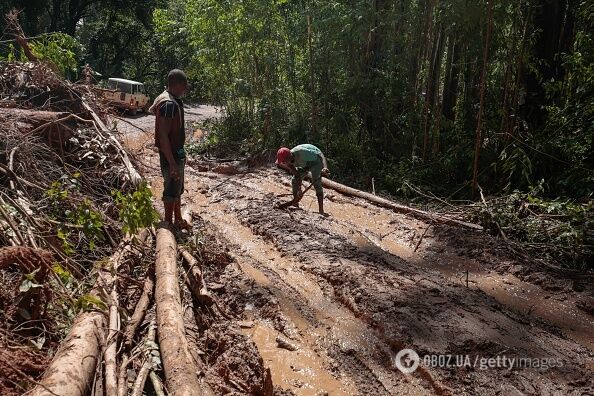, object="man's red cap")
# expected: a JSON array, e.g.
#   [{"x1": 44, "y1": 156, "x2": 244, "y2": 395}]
[{"x1": 275, "y1": 147, "x2": 291, "y2": 165}]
